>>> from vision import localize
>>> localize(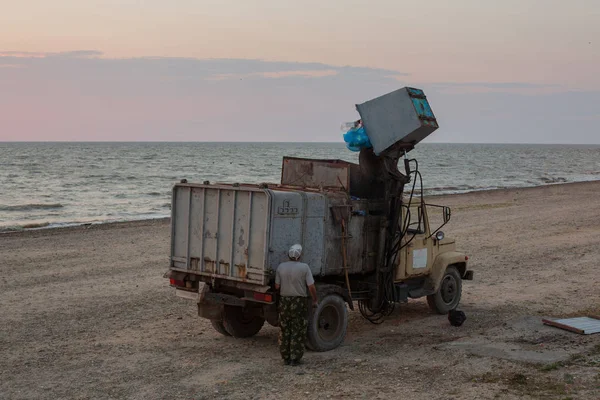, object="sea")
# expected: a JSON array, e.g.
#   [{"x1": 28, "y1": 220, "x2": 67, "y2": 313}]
[{"x1": 1, "y1": 142, "x2": 599, "y2": 231}]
